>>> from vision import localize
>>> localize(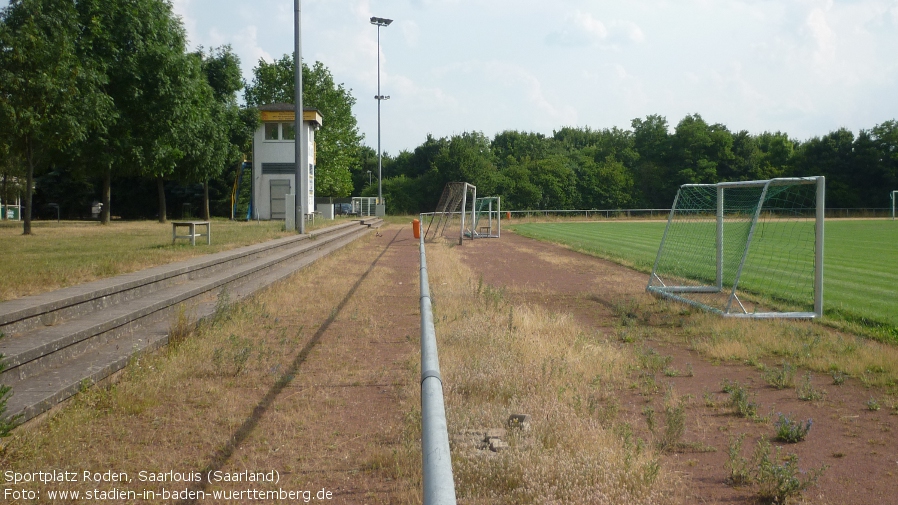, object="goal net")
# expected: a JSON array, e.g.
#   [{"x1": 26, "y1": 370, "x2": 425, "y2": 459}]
[
  {"x1": 472, "y1": 196, "x2": 501, "y2": 238},
  {"x1": 424, "y1": 182, "x2": 476, "y2": 243},
  {"x1": 647, "y1": 177, "x2": 825, "y2": 318}
]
